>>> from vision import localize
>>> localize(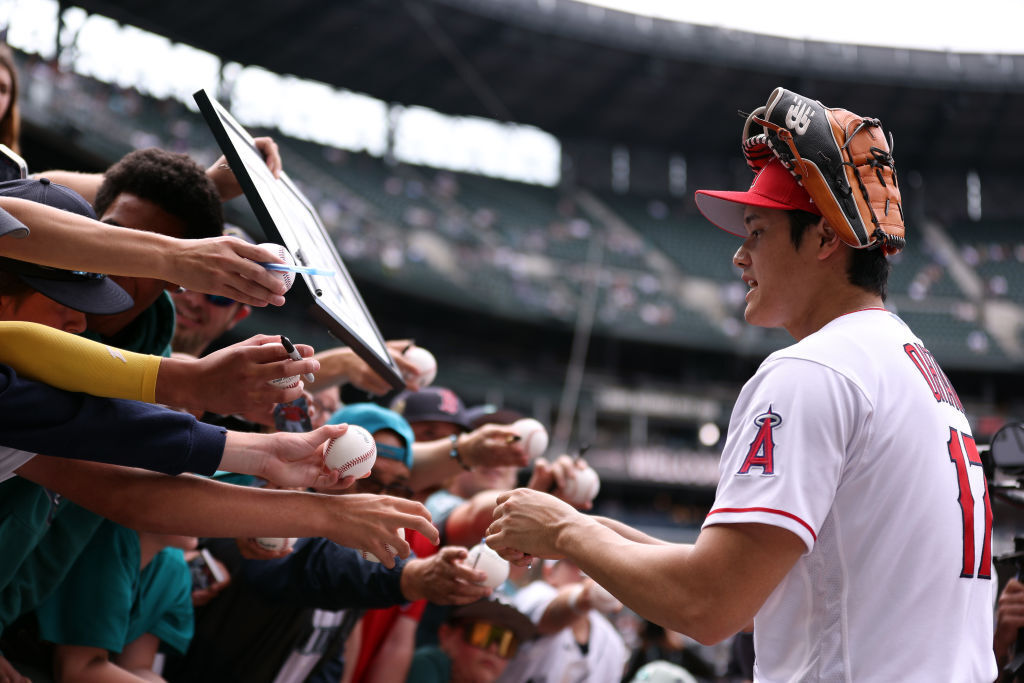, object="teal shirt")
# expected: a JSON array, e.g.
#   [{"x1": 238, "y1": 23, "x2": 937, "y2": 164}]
[
  {"x1": 82, "y1": 291, "x2": 176, "y2": 358},
  {"x1": 35, "y1": 520, "x2": 194, "y2": 654},
  {"x1": 406, "y1": 645, "x2": 451, "y2": 683},
  {"x1": 126, "y1": 547, "x2": 194, "y2": 655},
  {"x1": 0, "y1": 490, "x2": 103, "y2": 633}
]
